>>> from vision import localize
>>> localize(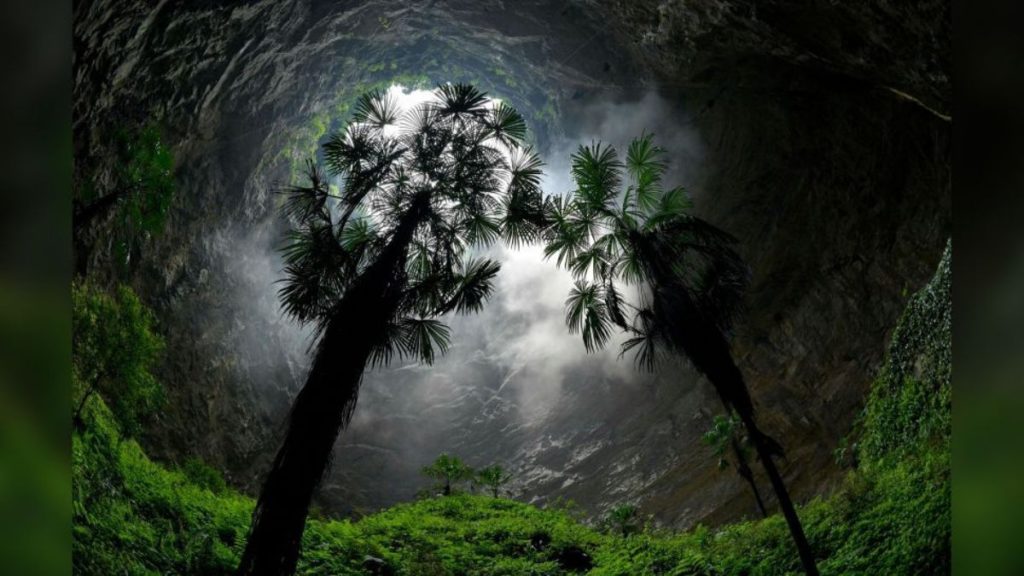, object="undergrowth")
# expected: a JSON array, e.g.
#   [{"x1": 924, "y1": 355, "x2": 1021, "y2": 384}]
[{"x1": 72, "y1": 243, "x2": 950, "y2": 575}]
